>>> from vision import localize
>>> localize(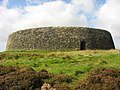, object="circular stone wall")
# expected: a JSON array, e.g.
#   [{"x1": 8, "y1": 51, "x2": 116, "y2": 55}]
[{"x1": 6, "y1": 27, "x2": 115, "y2": 51}]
